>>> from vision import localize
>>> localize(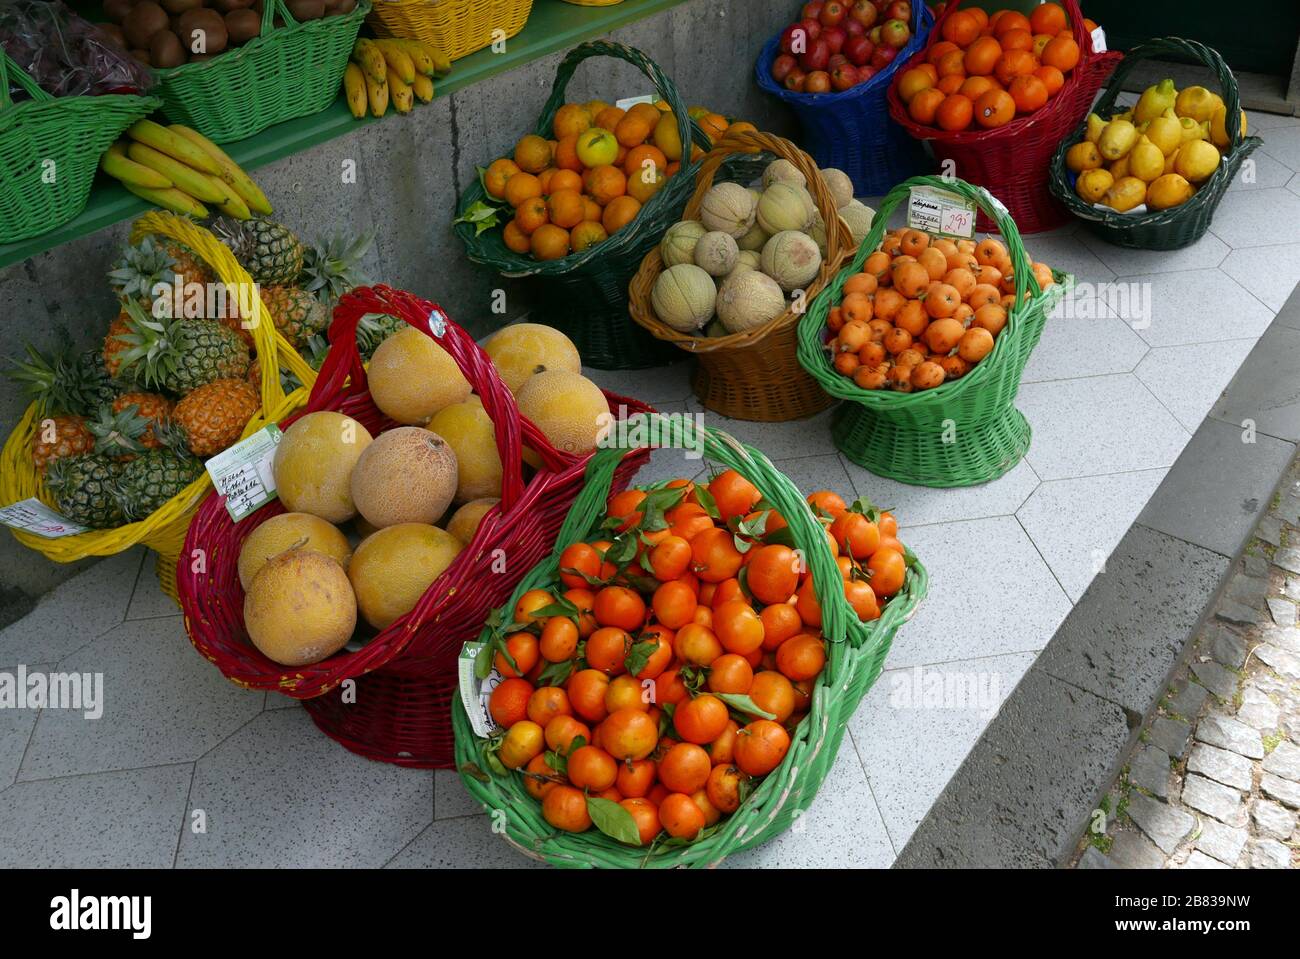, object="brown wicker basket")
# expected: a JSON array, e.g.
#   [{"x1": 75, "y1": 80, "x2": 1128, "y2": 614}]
[{"x1": 628, "y1": 130, "x2": 850, "y2": 422}]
